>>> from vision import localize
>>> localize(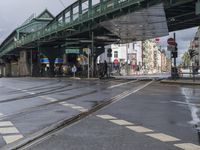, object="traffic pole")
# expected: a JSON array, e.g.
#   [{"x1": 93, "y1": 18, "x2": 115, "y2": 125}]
[{"x1": 173, "y1": 33, "x2": 176, "y2": 68}]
